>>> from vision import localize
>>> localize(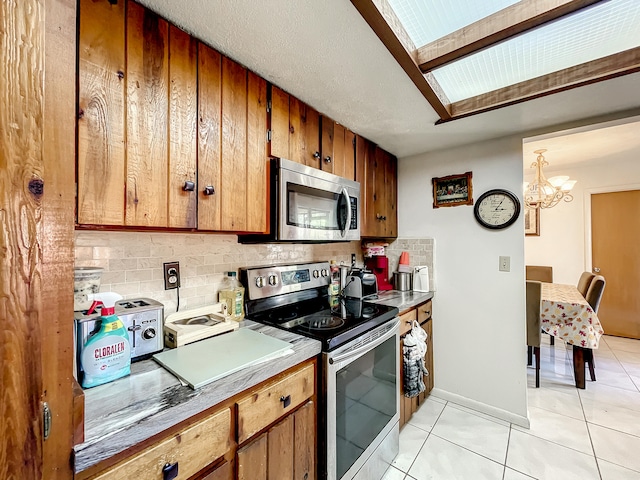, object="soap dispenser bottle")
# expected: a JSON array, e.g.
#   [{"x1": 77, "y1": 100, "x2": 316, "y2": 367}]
[{"x1": 80, "y1": 292, "x2": 131, "y2": 388}]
